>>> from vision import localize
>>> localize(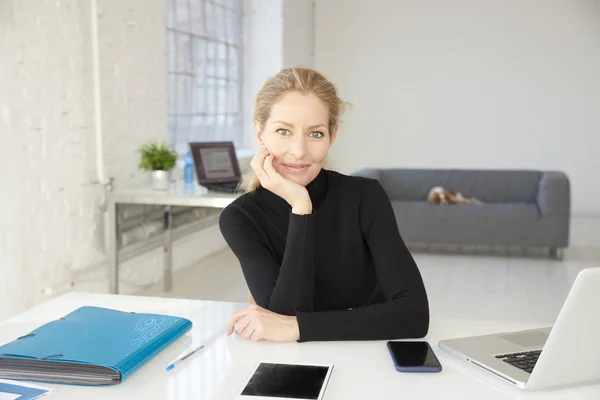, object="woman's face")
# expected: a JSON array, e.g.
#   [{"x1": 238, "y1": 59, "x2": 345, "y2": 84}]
[{"x1": 255, "y1": 91, "x2": 336, "y2": 187}]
